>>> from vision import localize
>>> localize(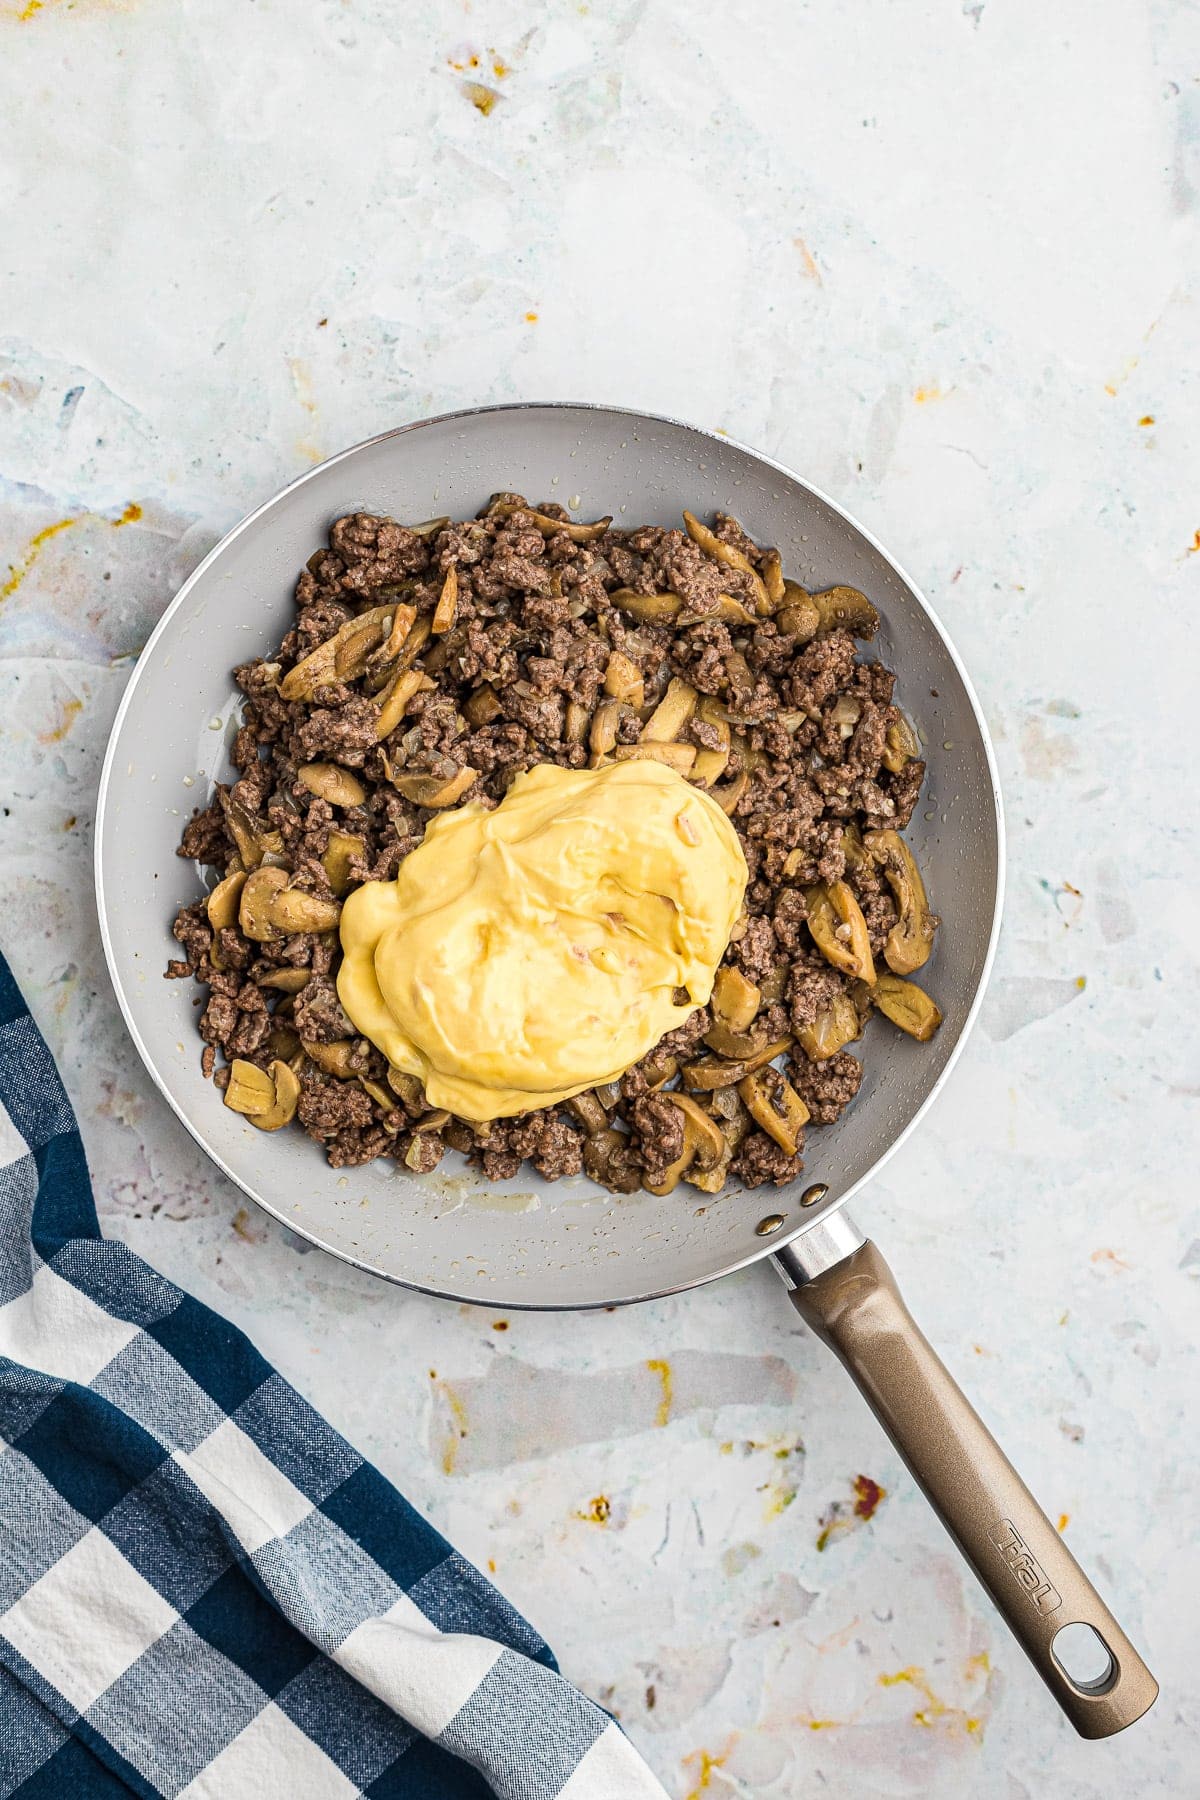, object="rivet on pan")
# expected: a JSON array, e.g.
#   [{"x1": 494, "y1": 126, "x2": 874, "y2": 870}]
[
  {"x1": 800, "y1": 1183, "x2": 829, "y2": 1208},
  {"x1": 755, "y1": 1213, "x2": 786, "y2": 1236}
]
